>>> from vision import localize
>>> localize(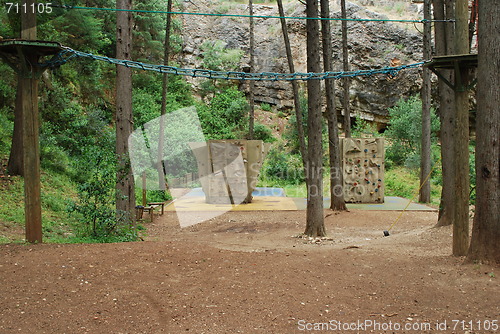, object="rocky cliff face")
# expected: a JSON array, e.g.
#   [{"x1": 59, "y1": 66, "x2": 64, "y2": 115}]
[{"x1": 179, "y1": 0, "x2": 425, "y2": 126}]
